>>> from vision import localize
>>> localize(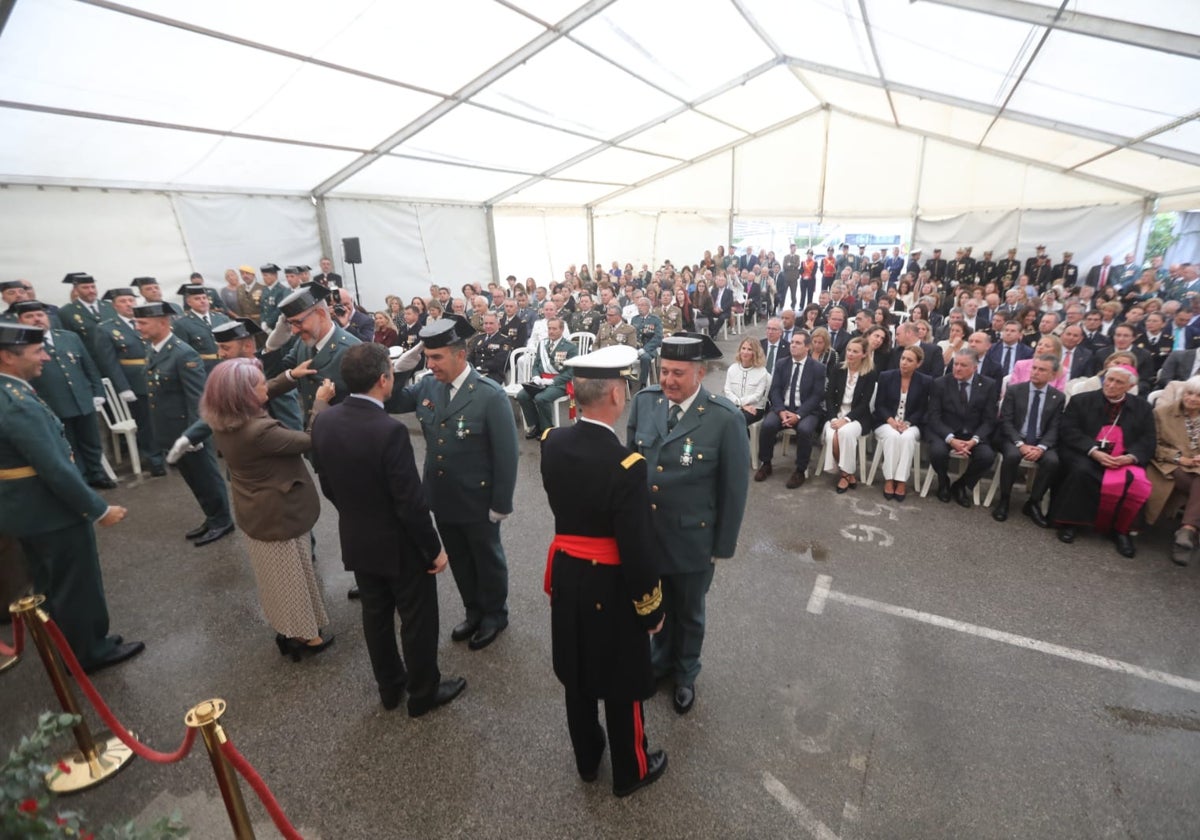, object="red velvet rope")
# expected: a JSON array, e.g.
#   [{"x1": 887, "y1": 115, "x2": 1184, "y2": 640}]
[
  {"x1": 218, "y1": 739, "x2": 304, "y2": 840},
  {"x1": 43, "y1": 618, "x2": 196, "y2": 764},
  {"x1": 0, "y1": 614, "x2": 23, "y2": 658}
]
